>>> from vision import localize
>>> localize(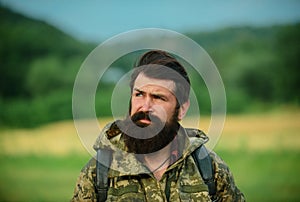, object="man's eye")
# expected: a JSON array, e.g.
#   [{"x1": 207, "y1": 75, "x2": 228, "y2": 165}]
[
  {"x1": 153, "y1": 95, "x2": 165, "y2": 101},
  {"x1": 135, "y1": 92, "x2": 143, "y2": 97}
]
